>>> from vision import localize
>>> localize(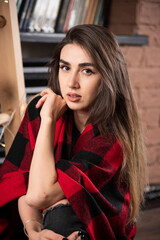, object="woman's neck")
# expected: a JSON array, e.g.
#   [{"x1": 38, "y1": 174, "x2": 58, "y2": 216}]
[{"x1": 73, "y1": 111, "x2": 88, "y2": 134}]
